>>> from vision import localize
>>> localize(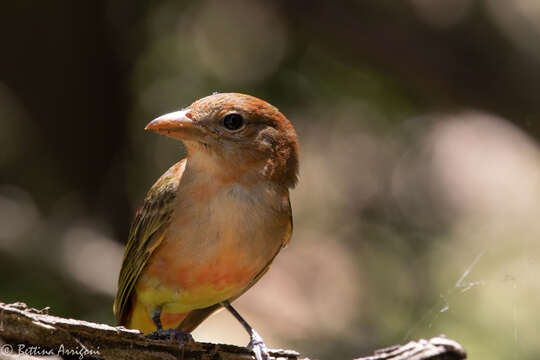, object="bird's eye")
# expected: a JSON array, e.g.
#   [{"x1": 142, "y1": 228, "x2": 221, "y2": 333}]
[{"x1": 223, "y1": 113, "x2": 244, "y2": 131}]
